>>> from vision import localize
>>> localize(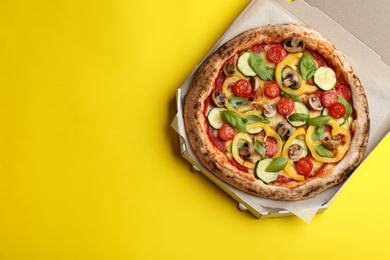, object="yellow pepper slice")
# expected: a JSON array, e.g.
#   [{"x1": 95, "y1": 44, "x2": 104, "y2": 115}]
[
  {"x1": 284, "y1": 160, "x2": 305, "y2": 181},
  {"x1": 232, "y1": 132, "x2": 256, "y2": 170},
  {"x1": 275, "y1": 53, "x2": 318, "y2": 95},
  {"x1": 306, "y1": 119, "x2": 351, "y2": 163},
  {"x1": 281, "y1": 128, "x2": 306, "y2": 158}
]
